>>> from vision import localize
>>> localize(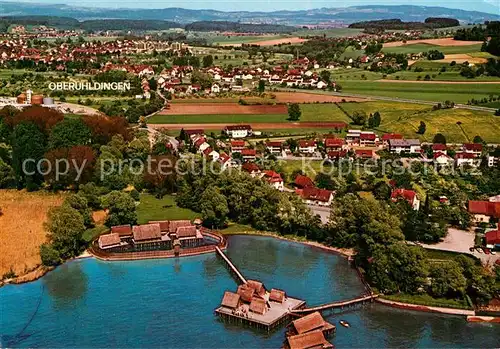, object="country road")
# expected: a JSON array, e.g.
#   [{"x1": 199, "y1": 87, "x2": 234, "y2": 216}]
[{"x1": 276, "y1": 88, "x2": 498, "y2": 113}]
